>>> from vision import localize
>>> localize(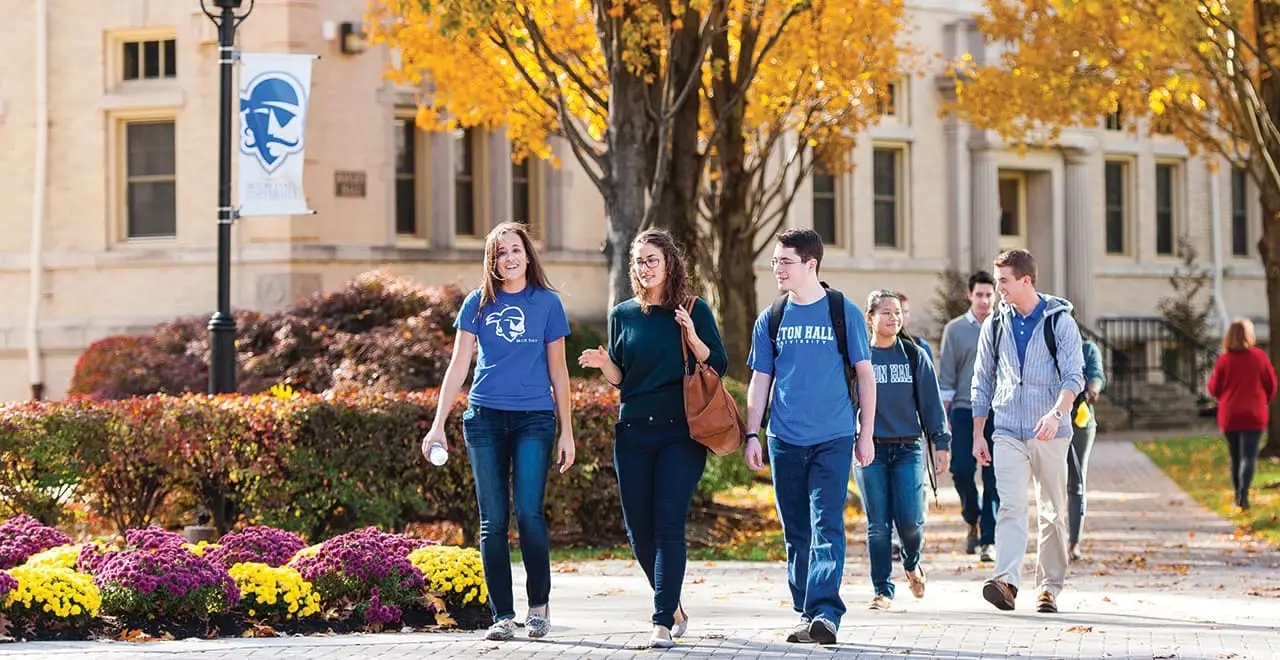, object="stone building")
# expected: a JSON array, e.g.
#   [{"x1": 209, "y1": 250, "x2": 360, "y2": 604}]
[{"x1": 0, "y1": 0, "x2": 1266, "y2": 416}]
